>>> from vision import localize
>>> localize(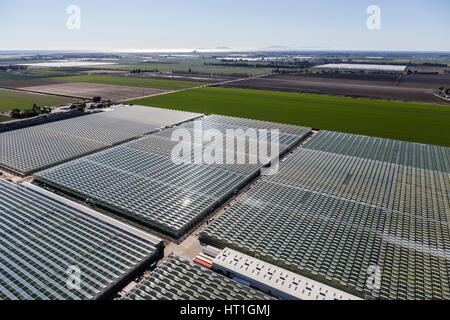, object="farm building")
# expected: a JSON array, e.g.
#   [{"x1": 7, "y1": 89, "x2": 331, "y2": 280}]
[
  {"x1": 200, "y1": 130, "x2": 450, "y2": 300},
  {"x1": 212, "y1": 248, "x2": 361, "y2": 300},
  {"x1": 0, "y1": 179, "x2": 163, "y2": 300}
]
